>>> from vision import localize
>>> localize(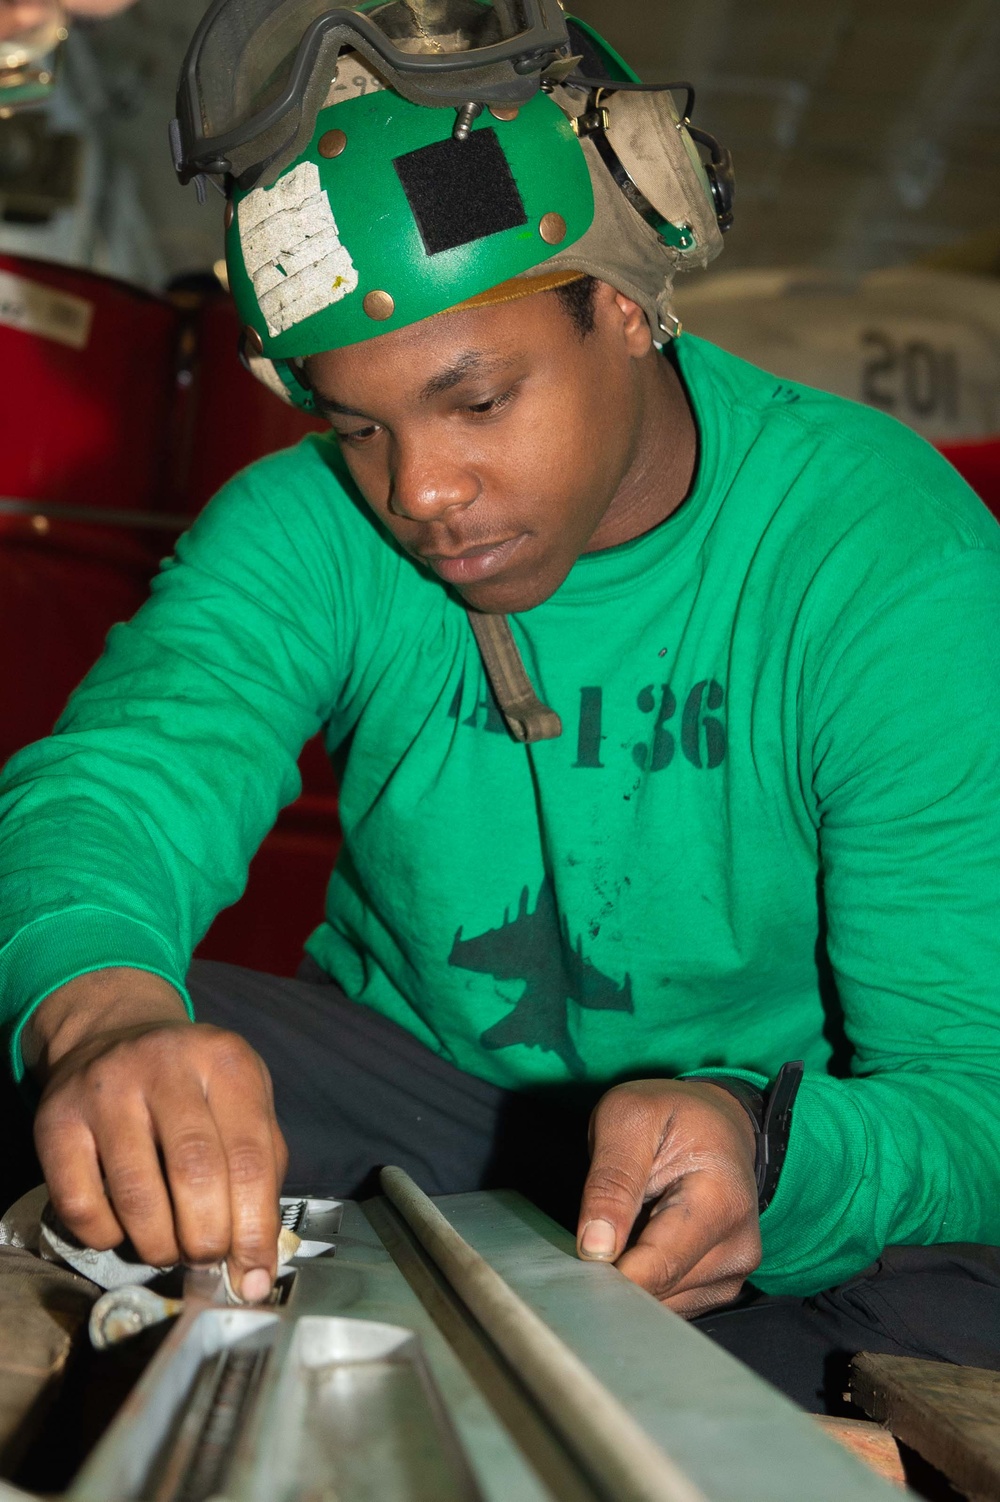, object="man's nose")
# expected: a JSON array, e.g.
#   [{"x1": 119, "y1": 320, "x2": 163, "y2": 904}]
[{"x1": 388, "y1": 440, "x2": 478, "y2": 522}]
